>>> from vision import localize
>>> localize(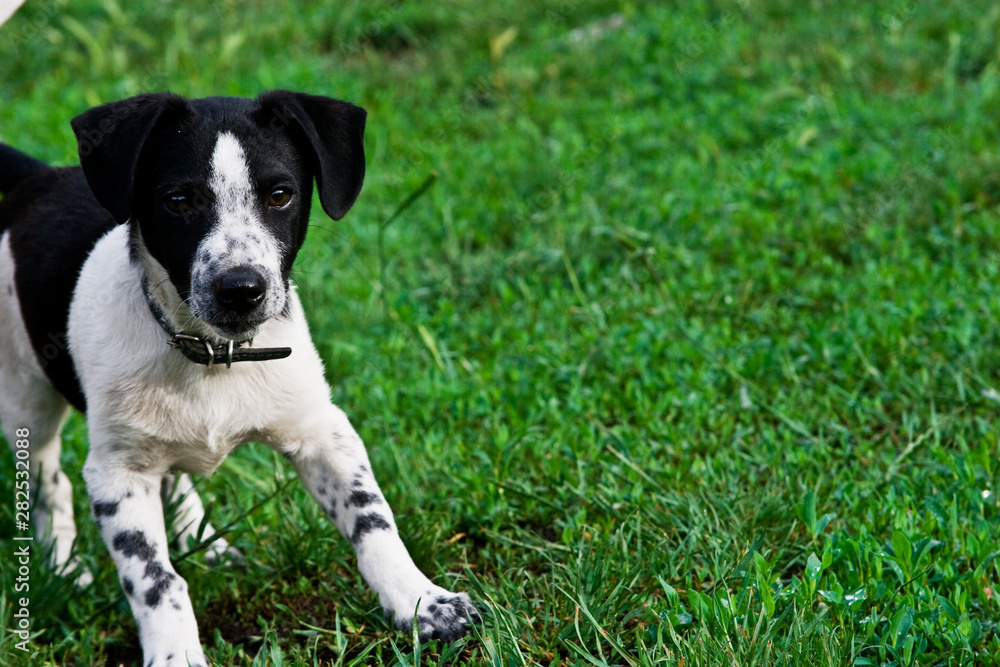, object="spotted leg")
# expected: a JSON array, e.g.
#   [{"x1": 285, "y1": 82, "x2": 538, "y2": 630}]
[
  {"x1": 283, "y1": 405, "x2": 479, "y2": 642},
  {"x1": 83, "y1": 456, "x2": 206, "y2": 667}
]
